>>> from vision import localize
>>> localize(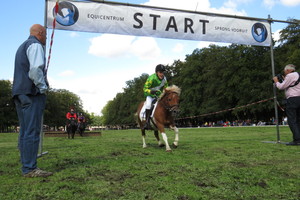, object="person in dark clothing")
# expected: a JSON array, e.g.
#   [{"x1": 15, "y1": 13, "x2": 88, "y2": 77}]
[{"x1": 12, "y1": 24, "x2": 53, "y2": 177}]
